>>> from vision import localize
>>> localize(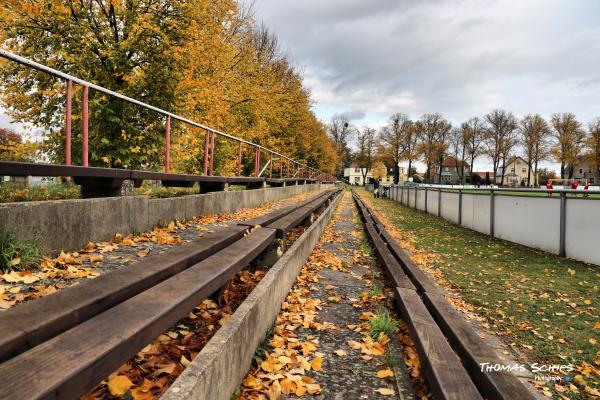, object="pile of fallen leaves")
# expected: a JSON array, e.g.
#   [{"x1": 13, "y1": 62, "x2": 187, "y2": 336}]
[{"x1": 83, "y1": 269, "x2": 266, "y2": 400}]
